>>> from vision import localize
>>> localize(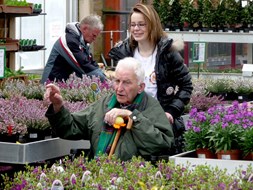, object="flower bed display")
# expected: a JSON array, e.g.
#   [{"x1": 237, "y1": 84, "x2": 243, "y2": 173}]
[
  {"x1": 0, "y1": 74, "x2": 113, "y2": 142},
  {"x1": 184, "y1": 101, "x2": 253, "y2": 159},
  {"x1": 1, "y1": 155, "x2": 253, "y2": 189}
]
